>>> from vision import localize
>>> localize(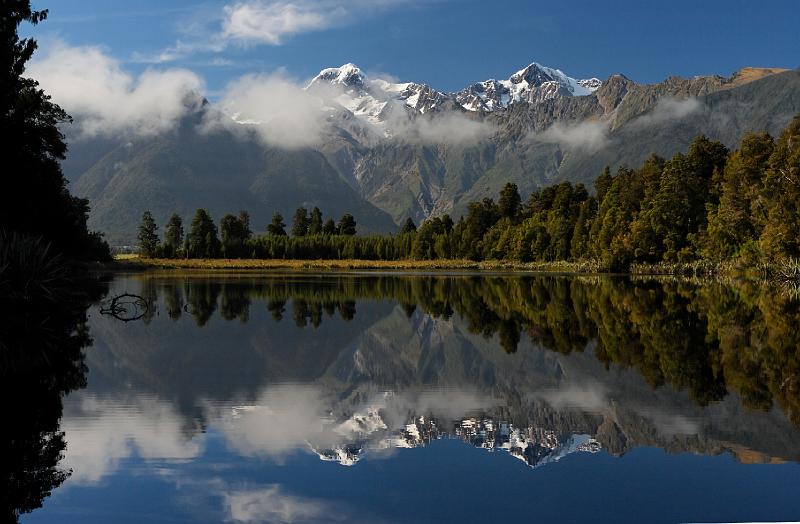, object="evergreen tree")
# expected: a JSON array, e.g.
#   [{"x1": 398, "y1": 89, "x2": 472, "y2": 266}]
[
  {"x1": 400, "y1": 218, "x2": 417, "y2": 234},
  {"x1": 137, "y1": 211, "x2": 159, "y2": 258},
  {"x1": 308, "y1": 207, "x2": 323, "y2": 235},
  {"x1": 163, "y1": 214, "x2": 183, "y2": 258},
  {"x1": 760, "y1": 116, "x2": 800, "y2": 260},
  {"x1": 595, "y1": 166, "x2": 613, "y2": 203},
  {"x1": 322, "y1": 218, "x2": 336, "y2": 235},
  {"x1": 239, "y1": 210, "x2": 251, "y2": 238},
  {"x1": 704, "y1": 132, "x2": 773, "y2": 260},
  {"x1": 291, "y1": 207, "x2": 309, "y2": 237},
  {"x1": 220, "y1": 213, "x2": 249, "y2": 258},
  {"x1": 337, "y1": 214, "x2": 357, "y2": 235},
  {"x1": 498, "y1": 182, "x2": 522, "y2": 221},
  {"x1": 186, "y1": 209, "x2": 219, "y2": 258},
  {"x1": 0, "y1": 2, "x2": 110, "y2": 260},
  {"x1": 268, "y1": 213, "x2": 287, "y2": 236},
  {"x1": 441, "y1": 214, "x2": 454, "y2": 234}
]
